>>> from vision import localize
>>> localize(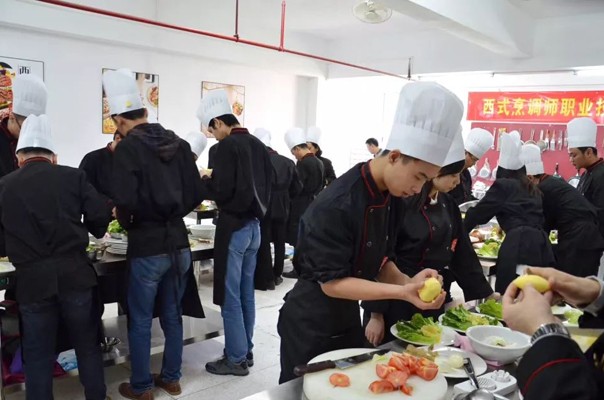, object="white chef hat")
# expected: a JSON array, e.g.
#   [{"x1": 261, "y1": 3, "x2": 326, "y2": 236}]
[
  {"x1": 16, "y1": 114, "x2": 56, "y2": 154},
  {"x1": 465, "y1": 128, "x2": 494, "y2": 159},
  {"x1": 567, "y1": 117, "x2": 597, "y2": 149},
  {"x1": 285, "y1": 127, "x2": 306, "y2": 150},
  {"x1": 520, "y1": 143, "x2": 544, "y2": 176},
  {"x1": 12, "y1": 74, "x2": 47, "y2": 117},
  {"x1": 102, "y1": 68, "x2": 144, "y2": 116},
  {"x1": 498, "y1": 130, "x2": 523, "y2": 170},
  {"x1": 386, "y1": 82, "x2": 463, "y2": 167},
  {"x1": 441, "y1": 126, "x2": 465, "y2": 168},
  {"x1": 253, "y1": 128, "x2": 272, "y2": 147},
  {"x1": 184, "y1": 131, "x2": 207, "y2": 159},
  {"x1": 306, "y1": 126, "x2": 322, "y2": 145},
  {"x1": 197, "y1": 89, "x2": 233, "y2": 129}
]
